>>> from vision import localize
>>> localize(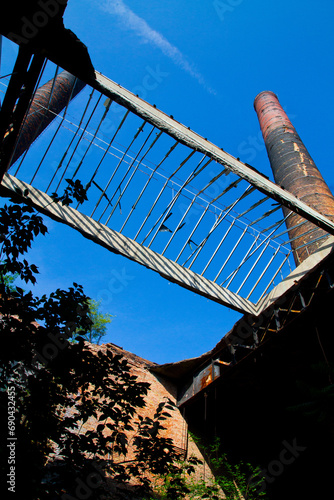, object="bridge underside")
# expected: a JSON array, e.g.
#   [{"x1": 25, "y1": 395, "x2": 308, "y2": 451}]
[
  {"x1": 1, "y1": 21, "x2": 334, "y2": 500},
  {"x1": 1, "y1": 41, "x2": 334, "y2": 316},
  {"x1": 152, "y1": 242, "x2": 334, "y2": 499}
]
